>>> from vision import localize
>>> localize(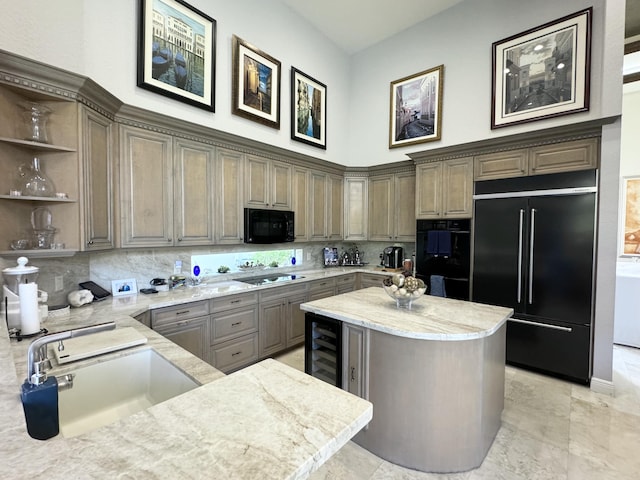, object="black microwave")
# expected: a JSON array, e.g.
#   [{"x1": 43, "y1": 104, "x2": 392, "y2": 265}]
[{"x1": 244, "y1": 208, "x2": 295, "y2": 244}]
